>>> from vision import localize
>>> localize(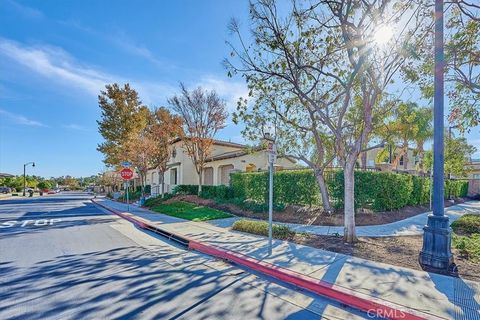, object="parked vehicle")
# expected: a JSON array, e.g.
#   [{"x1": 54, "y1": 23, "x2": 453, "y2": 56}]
[{"x1": 0, "y1": 186, "x2": 11, "y2": 194}]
